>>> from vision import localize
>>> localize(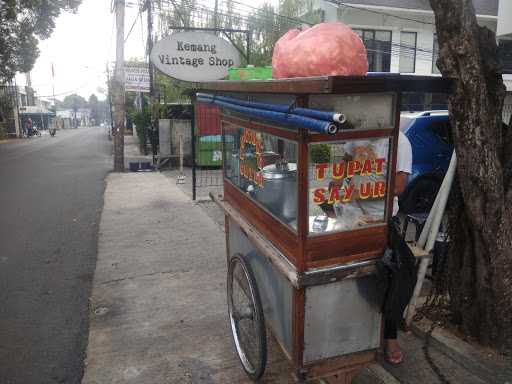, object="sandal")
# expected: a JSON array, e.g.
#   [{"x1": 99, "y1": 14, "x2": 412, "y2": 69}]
[{"x1": 385, "y1": 347, "x2": 404, "y2": 365}]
